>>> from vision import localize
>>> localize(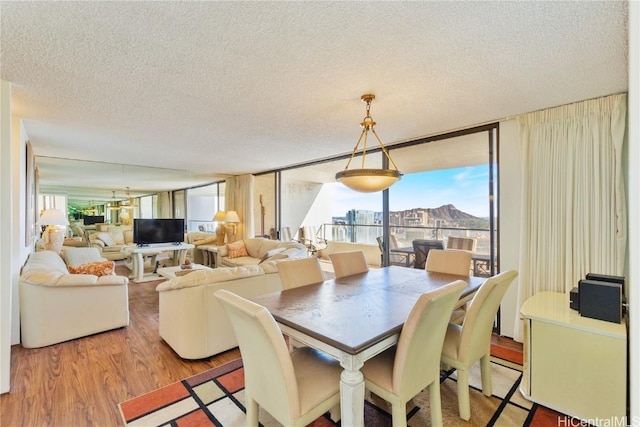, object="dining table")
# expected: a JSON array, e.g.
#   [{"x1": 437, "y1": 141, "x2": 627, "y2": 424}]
[{"x1": 250, "y1": 265, "x2": 485, "y2": 427}]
